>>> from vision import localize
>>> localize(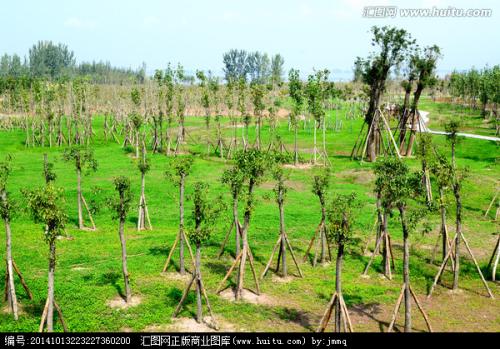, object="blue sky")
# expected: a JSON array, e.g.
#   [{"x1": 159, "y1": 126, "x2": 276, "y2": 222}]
[{"x1": 2, "y1": 0, "x2": 498, "y2": 80}]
